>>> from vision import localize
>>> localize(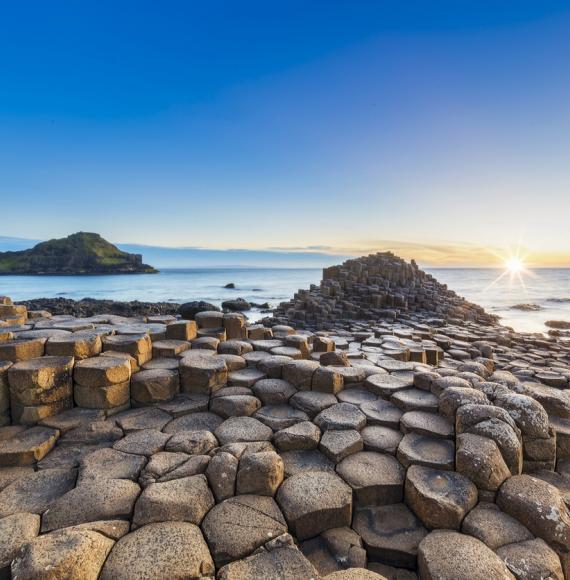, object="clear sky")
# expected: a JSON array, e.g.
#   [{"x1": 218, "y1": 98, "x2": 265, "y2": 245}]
[{"x1": 1, "y1": 1, "x2": 569, "y2": 266}]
